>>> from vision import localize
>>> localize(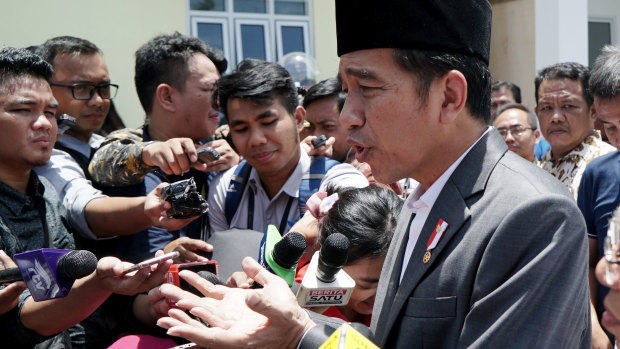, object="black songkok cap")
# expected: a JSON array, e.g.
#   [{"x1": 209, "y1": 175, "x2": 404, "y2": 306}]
[{"x1": 336, "y1": 0, "x2": 492, "y2": 65}]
